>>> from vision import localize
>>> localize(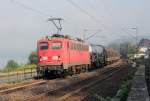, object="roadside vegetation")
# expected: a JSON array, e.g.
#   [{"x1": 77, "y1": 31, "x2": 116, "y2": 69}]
[
  {"x1": 0, "y1": 51, "x2": 37, "y2": 73},
  {"x1": 108, "y1": 42, "x2": 137, "y2": 59},
  {"x1": 0, "y1": 64, "x2": 36, "y2": 73},
  {"x1": 92, "y1": 75, "x2": 133, "y2": 101},
  {"x1": 111, "y1": 75, "x2": 133, "y2": 101}
]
